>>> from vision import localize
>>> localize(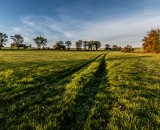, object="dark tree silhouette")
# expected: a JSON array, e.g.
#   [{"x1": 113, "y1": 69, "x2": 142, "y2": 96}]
[
  {"x1": 105, "y1": 44, "x2": 110, "y2": 50},
  {"x1": 33, "y1": 36, "x2": 47, "y2": 50},
  {"x1": 83, "y1": 41, "x2": 88, "y2": 50},
  {"x1": 11, "y1": 43, "x2": 31, "y2": 49},
  {"x1": 112, "y1": 45, "x2": 118, "y2": 51},
  {"x1": 75, "y1": 40, "x2": 83, "y2": 50},
  {"x1": 65, "y1": 41, "x2": 72, "y2": 50},
  {"x1": 10, "y1": 34, "x2": 24, "y2": 50},
  {"x1": 87, "y1": 41, "x2": 94, "y2": 50},
  {"x1": 53, "y1": 41, "x2": 66, "y2": 50},
  {"x1": 10, "y1": 34, "x2": 24, "y2": 49},
  {"x1": 118, "y1": 47, "x2": 122, "y2": 51},
  {"x1": 0, "y1": 32, "x2": 8, "y2": 49},
  {"x1": 93, "y1": 41, "x2": 101, "y2": 50}
]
